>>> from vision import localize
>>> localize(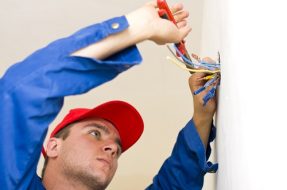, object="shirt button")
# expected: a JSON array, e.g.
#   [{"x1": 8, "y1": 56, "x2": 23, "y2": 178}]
[{"x1": 111, "y1": 23, "x2": 120, "y2": 29}]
